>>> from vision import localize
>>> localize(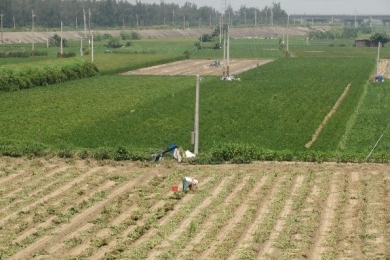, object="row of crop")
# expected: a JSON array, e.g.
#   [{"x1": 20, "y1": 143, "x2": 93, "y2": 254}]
[
  {"x1": 68, "y1": 173, "x2": 185, "y2": 259},
  {"x1": 155, "y1": 173, "x2": 254, "y2": 259},
  {"x1": 0, "y1": 50, "x2": 48, "y2": 58},
  {"x1": 122, "y1": 173, "x2": 224, "y2": 259},
  {"x1": 1, "y1": 167, "x2": 142, "y2": 259},
  {"x1": 3, "y1": 141, "x2": 390, "y2": 164},
  {"x1": 0, "y1": 59, "x2": 98, "y2": 92}
]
